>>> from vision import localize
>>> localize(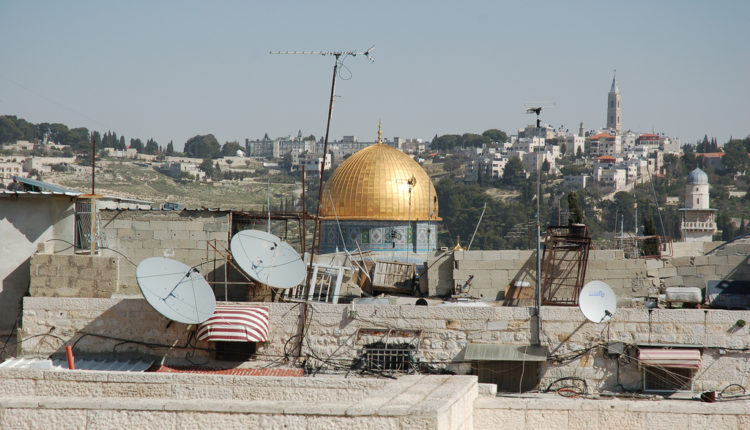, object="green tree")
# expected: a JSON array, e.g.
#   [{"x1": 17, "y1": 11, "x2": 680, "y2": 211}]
[
  {"x1": 567, "y1": 192, "x2": 584, "y2": 224},
  {"x1": 722, "y1": 140, "x2": 748, "y2": 174},
  {"x1": 222, "y1": 140, "x2": 241, "y2": 157},
  {"x1": 502, "y1": 156, "x2": 525, "y2": 186},
  {"x1": 481, "y1": 129, "x2": 508, "y2": 143},
  {"x1": 199, "y1": 158, "x2": 214, "y2": 177},
  {"x1": 166, "y1": 140, "x2": 175, "y2": 155},
  {"x1": 443, "y1": 155, "x2": 463, "y2": 174},
  {"x1": 129, "y1": 138, "x2": 144, "y2": 152},
  {"x1": 145, "y1": 138, "x2": 159, "y2": 154},
  {"x1": 280, "y1": 153, "x2": 293, "y2": 171},
  {"x1": 184, "y1": 134, "x2": 220, "y2": 159},
  {"x1": 611, "y1": 191, "x2": 635, "y2": 230},
  {"x1": 0, "y1": 116, "x2": 23, "y2": 143}
]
